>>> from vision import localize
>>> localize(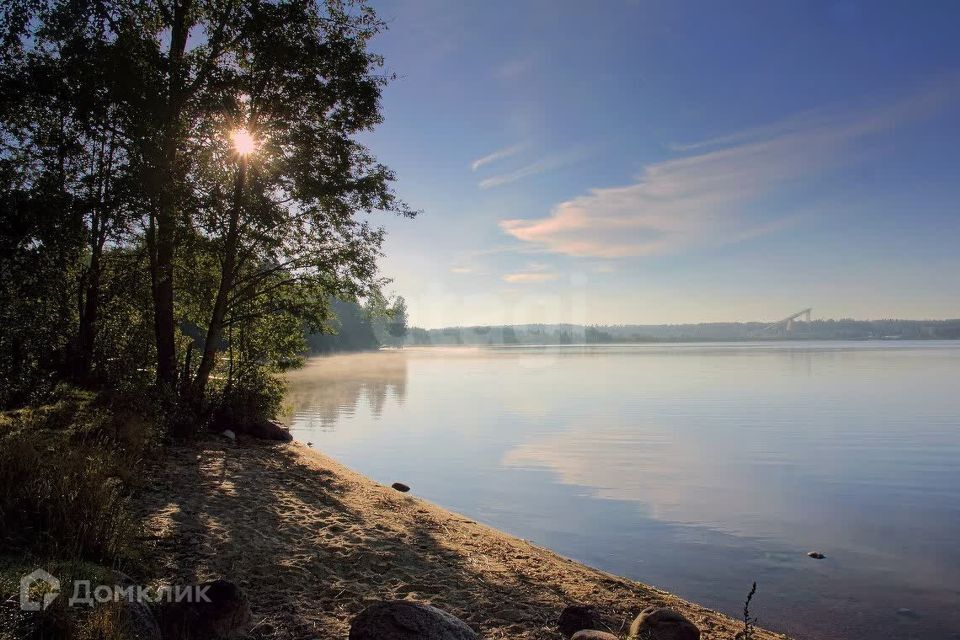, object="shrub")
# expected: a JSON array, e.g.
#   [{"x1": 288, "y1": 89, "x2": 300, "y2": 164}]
[{"x1": 207, "y1": 368, "x2": 286, "y2": 432}]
